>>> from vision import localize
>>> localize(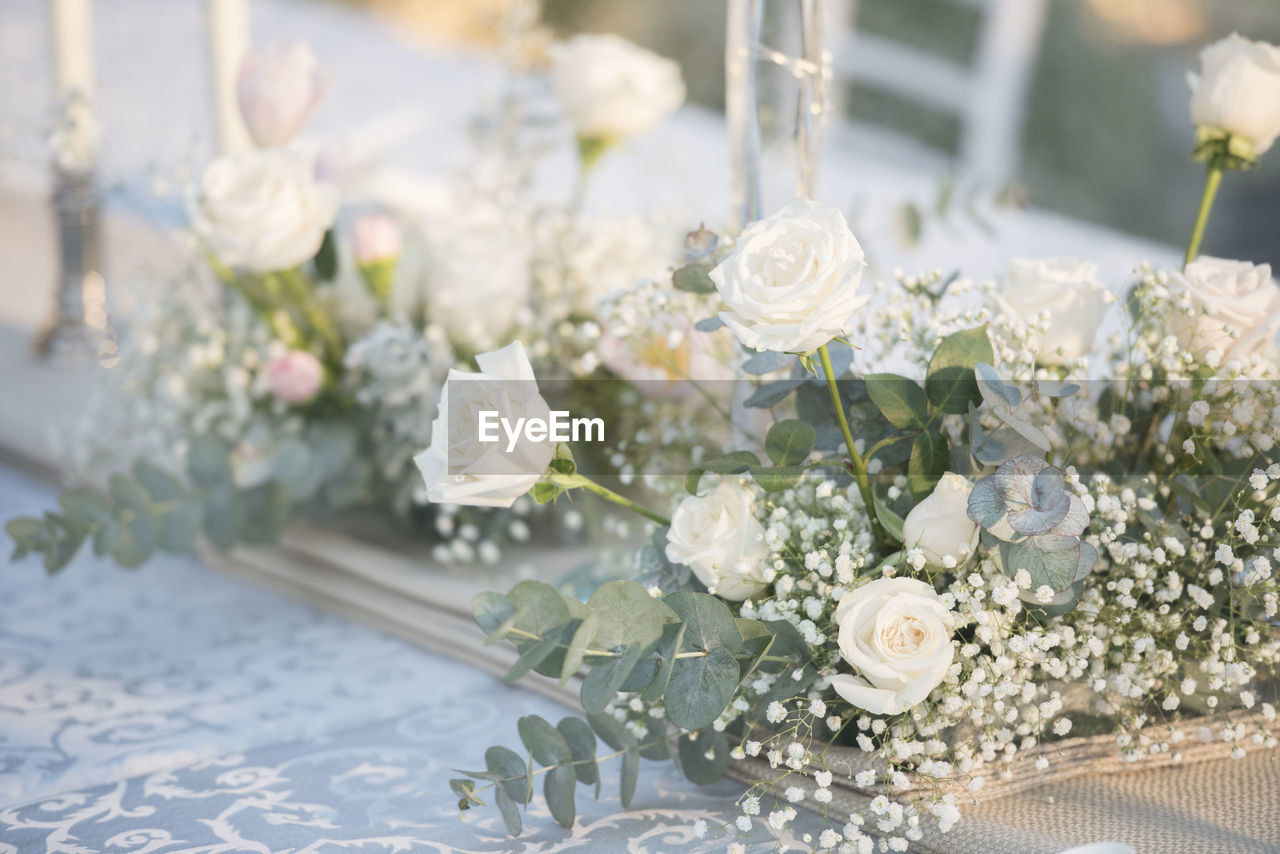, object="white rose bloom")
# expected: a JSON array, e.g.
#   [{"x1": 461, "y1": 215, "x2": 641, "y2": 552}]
[
  {"x1": 829, "y1": 577, "x2": 956, "y2": 716},
  {"x1": 1189, "y1": 33, "x2": 1280, "y2": 158},
  {"x1": 189, "y1": 149, "x2": 338, "y2": 273},
  {"x1": 549, "y1": 34, "x2": 686, "y2": 140},
  {"x1": 665, "y1": 479, "x2": 768, "y2": 600},
  {"x1": 414, "y1": 341, "x2": 553, "y2": 508},
  {"x1": 995, "y1": 257, "x2": 1110, "y2": 365},
  {"x1": 1172, "y1": 257, "x2": 1280, "y2": 364},
  {"x1": 901, "y1": 473, "x2": 980, "y2": 568},
  {"x1": 710, "y1": 198, "x2": 868, "y2": 353}
]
